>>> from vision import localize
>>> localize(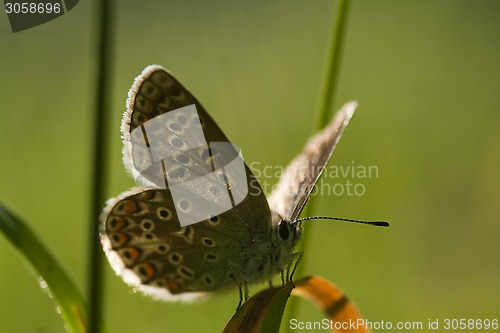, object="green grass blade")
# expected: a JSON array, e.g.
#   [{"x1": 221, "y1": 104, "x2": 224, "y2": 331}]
[
  {"x1": 0, "y1": 203, "x2": 88, "y2": 333},
  {"x1": 314, "y1": 0, "x2": 352, "y2": 130},
  {"x1": 285, "y1": 1, "x2": 352, "y2": 331},
  {"x1": 87, "y1": 0, "x2": 115, "y2": 332},
  {"x1": 296, "y1": 0, "x2": 352, "y2": 291}
]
